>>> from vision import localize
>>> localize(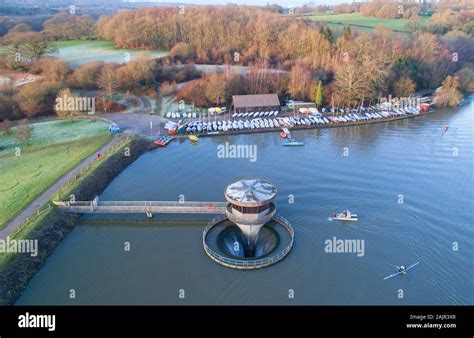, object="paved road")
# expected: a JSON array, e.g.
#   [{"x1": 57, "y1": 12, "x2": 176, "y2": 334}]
[
  {"x1": 104, "y1": 112, "x2": 169, "y2": 138},
  {"x1": 0, "y1": 135, "x2": 122, "y2": 240}
]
